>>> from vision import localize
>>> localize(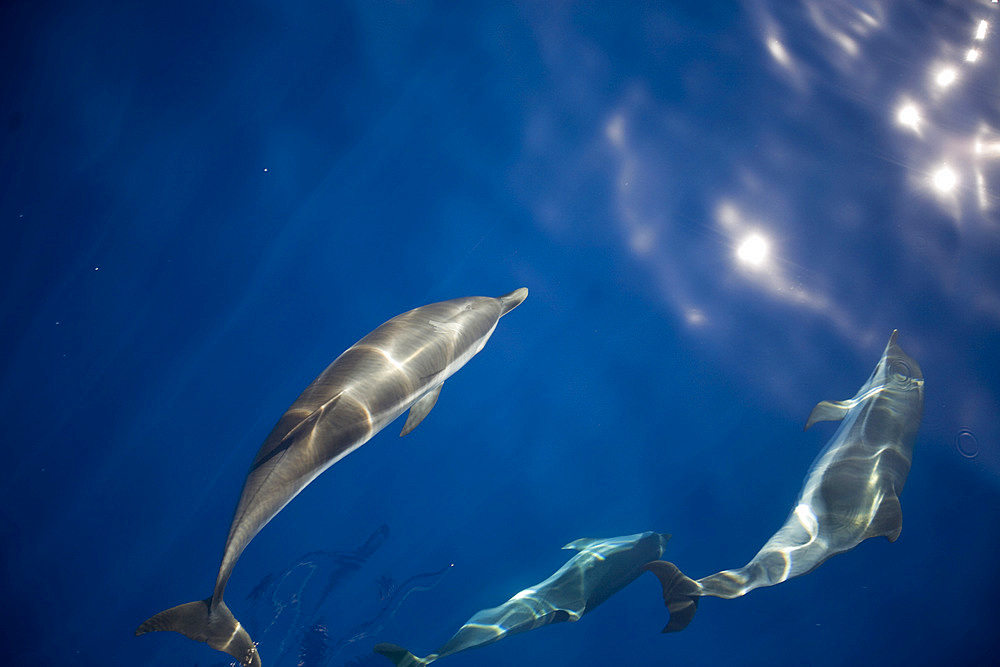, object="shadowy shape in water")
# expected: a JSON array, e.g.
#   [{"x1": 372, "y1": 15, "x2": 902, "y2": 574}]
[
  {"x1": 297, "y1": 621, "x2": 330, "y2": 667},
  {"x1": 333, "y1": 564, "x2": 454, "y2": 659},
  {"x1": 246, "y1": 524, "x2": 390, "y2": 660}
]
